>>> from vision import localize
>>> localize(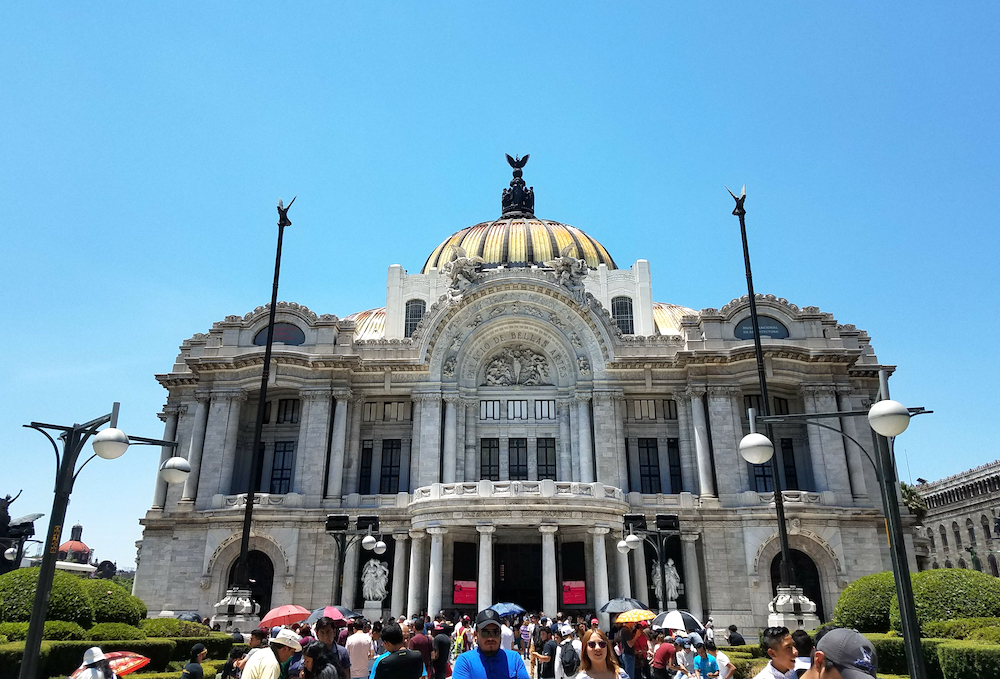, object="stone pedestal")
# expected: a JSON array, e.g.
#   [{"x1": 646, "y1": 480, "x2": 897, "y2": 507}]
[
  {"x1": 362, "y1": 600, "x2": 386, "y2": 622},
  {"x1": 767, "y1": 586, "x2": 821, "y2": 630},
  {"x1": 212, "y1": 587, "x2": 260, "y2": 632}
]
